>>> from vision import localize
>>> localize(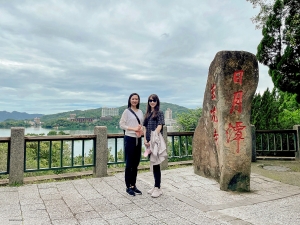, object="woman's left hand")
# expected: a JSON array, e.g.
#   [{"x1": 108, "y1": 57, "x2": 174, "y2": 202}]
[{"x1": 144, "y1": 141, "x2": 150, "y2": 147}]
